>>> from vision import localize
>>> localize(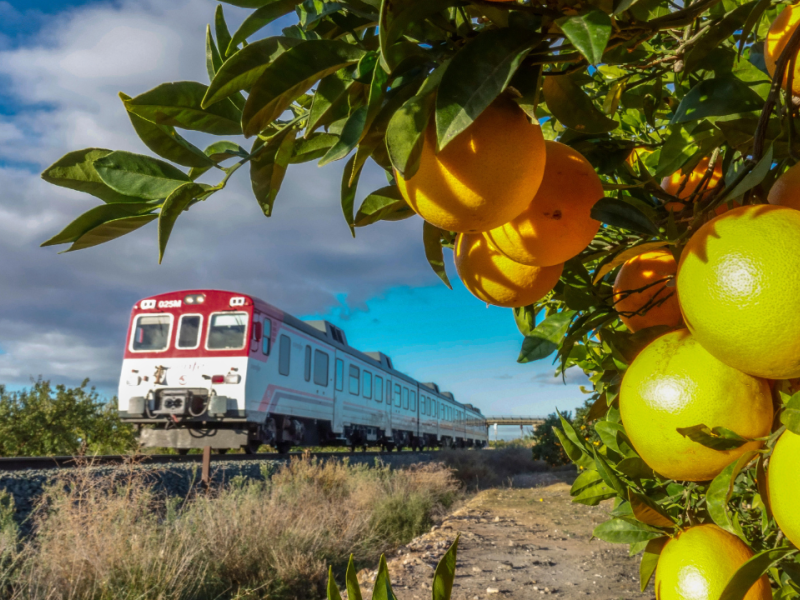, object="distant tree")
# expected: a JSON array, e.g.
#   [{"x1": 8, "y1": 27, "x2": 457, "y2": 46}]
[
  {"x1": 531, "y1": 399, "x2": 599, "y2": 466},
  {"x1": 0, "y1": 379, "x2": 137, "y2": 456}
]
